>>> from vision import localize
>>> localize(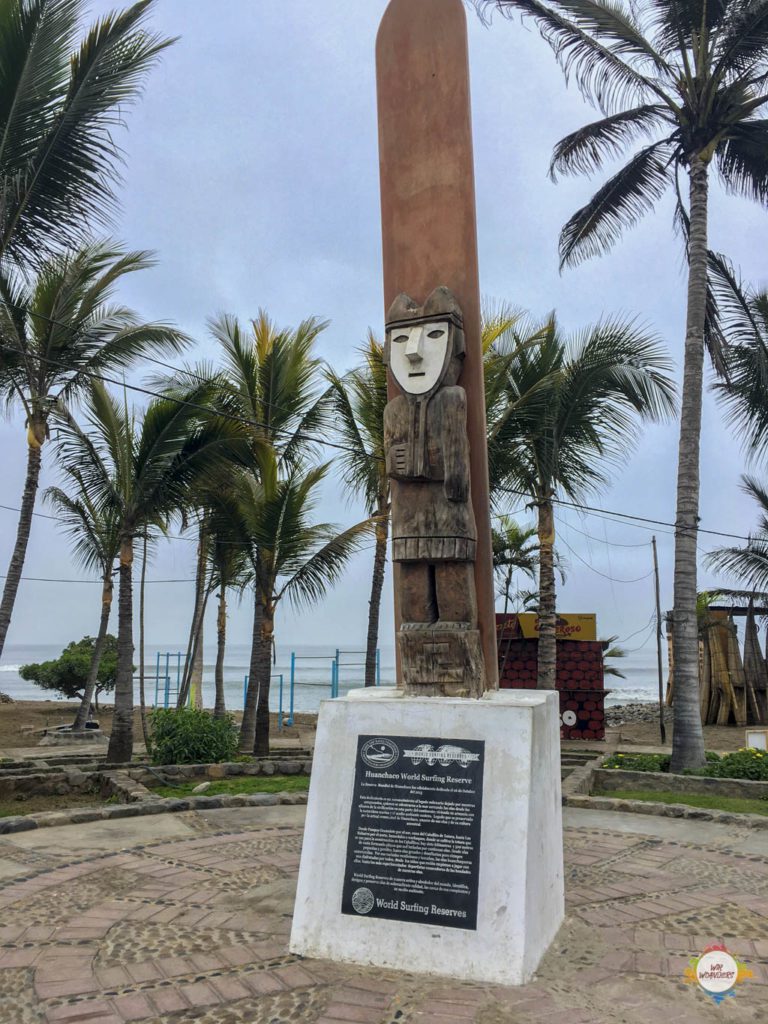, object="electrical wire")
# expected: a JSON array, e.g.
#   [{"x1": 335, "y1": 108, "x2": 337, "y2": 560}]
[
  {"x1": 0, "y1": 340, "x2": 368, "y2": 461},
  {"x1": 0, "y1": 300, "x2": 329, "y2": 429},
  {"x1": 498, "y1": 486, "x2": 755, "y2": 544},
  {"x1": 558, "y1": 535, "x2": 655, "y2": 584}
]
